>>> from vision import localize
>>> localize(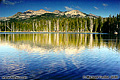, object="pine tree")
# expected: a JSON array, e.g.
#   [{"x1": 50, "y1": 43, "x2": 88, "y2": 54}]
[
  {"x1": 98, "y1": 16, "x2": 103, "y2": 32},
  {"x1": 95, "y1": 19, "x2": 98, "y2": 32},
  {"x1": 87, "y1": 17, "x2": 90, "y2": 31}
]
